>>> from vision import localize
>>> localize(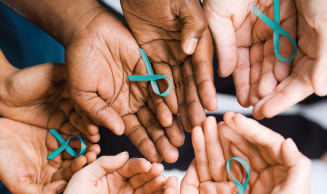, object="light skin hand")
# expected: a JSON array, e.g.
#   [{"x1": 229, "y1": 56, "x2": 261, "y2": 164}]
[
  {"x1": 219, "y1": 112, "x2": 311, "y2": 194},
  {"x1": 64, "y1": 152, "x2": 166, "y2": 194},
  {"x1": 253, "y1": 0, "x2": 327, "y2": 119},
  {"x1": 0, "y1": 51, "x2": 99, "y2": 142},
  {"x1": 203, "y1": 0, "x2": 297, "y2": 107},
  {"x1": 120, "y1": 0, "x2": 218, "y2": 132},
  {"x1": 0, "y1": 118, "x2": 100, "y2": 194}
]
